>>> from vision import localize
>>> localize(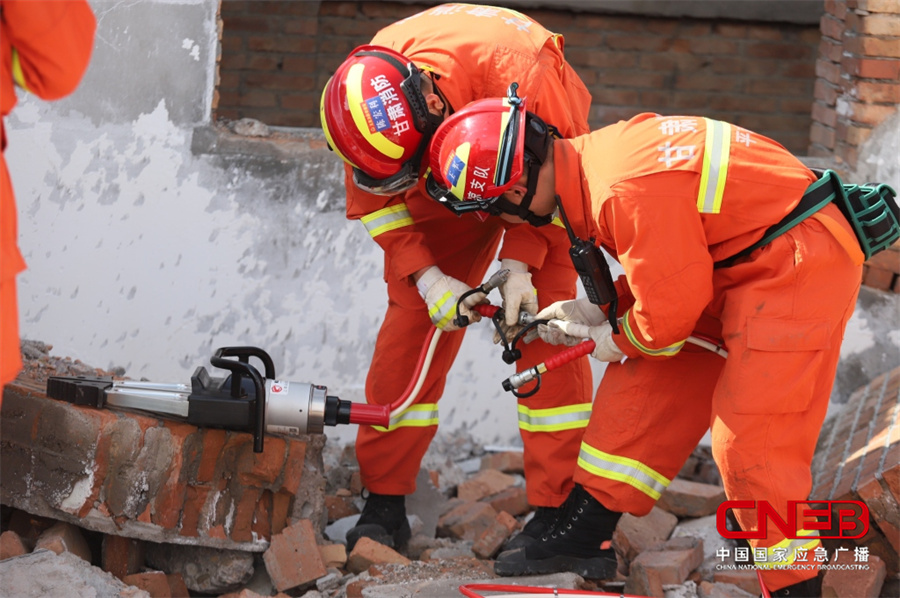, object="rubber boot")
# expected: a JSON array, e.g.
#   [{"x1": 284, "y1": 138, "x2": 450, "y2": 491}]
[
  {"x1": 502, "y1": 504, "x2": 564, "y2": 551},
  {"x1": 345, "y1": 492, "x2": 411, "y2": 552},
  {"x1": 767, "y1": 575, "x2": 821, "y2": 597},
  {"x1": 494, "y1": 483, "x2": 621, "y2": 579}
]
